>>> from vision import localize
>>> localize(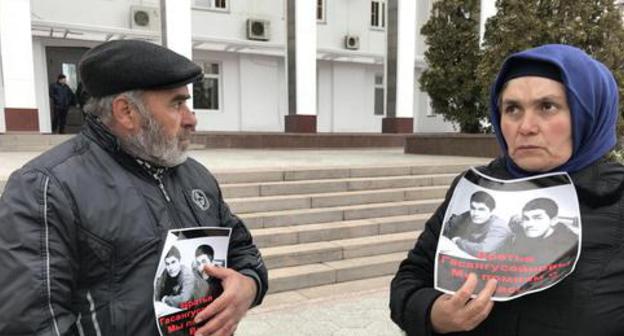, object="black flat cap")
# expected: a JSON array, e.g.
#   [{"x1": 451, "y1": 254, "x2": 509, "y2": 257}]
[{"x1": 78, "y1": 39, "x2": 203, "y2": 97}]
